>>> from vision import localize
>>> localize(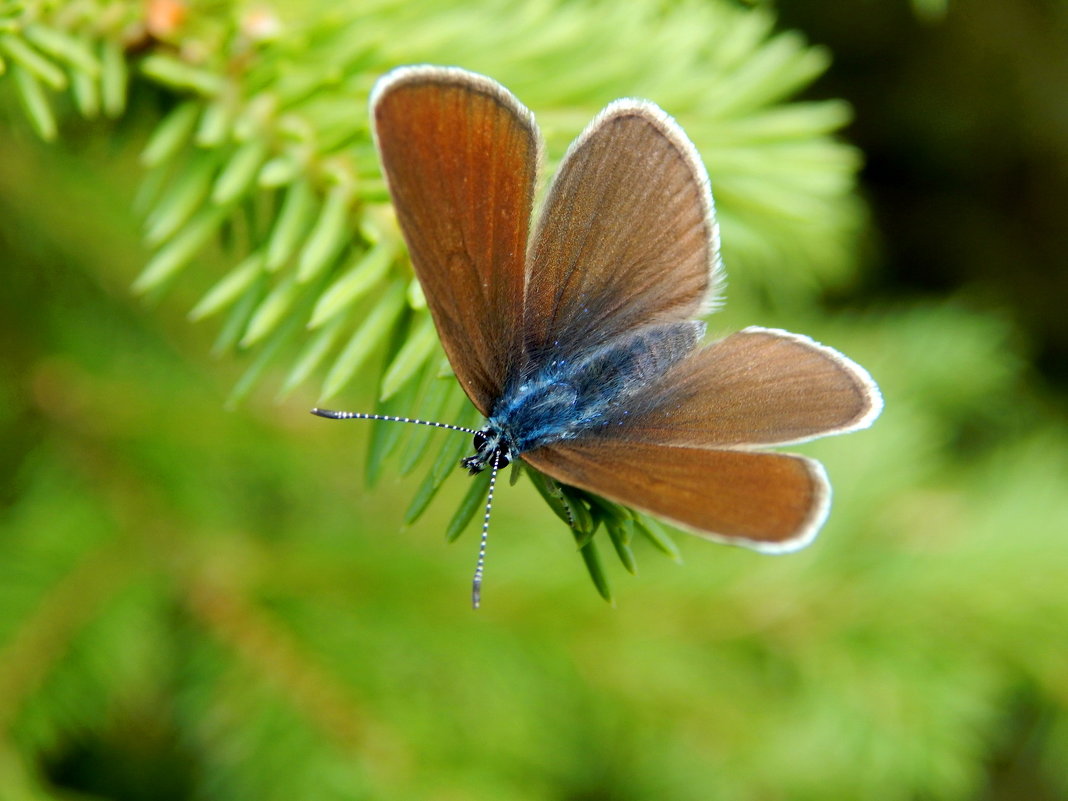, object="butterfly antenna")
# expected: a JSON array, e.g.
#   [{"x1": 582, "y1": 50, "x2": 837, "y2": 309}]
[
  {"x1": 310, "y1": 408, "x2": 479, "y2": 435},
  {"x1": 471, "y1": 451, "x2": 501, "y2": 610}
]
